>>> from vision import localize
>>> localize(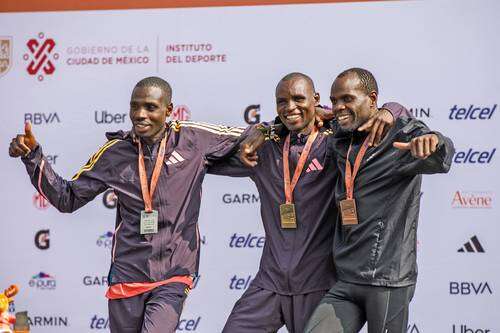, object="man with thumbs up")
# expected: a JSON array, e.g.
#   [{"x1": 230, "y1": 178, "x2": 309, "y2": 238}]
[
  {"x1": 304, "y1": 68, "x2": 455, "y2": 333},
  {"x1": 8, "y1": 76, "x2": 252, "y2": 333}
]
